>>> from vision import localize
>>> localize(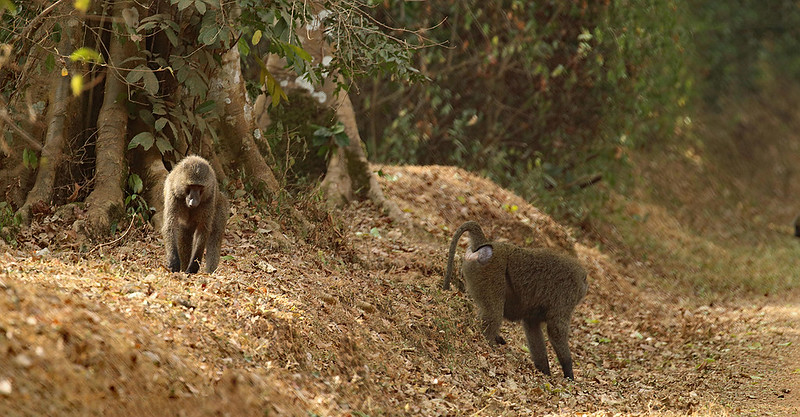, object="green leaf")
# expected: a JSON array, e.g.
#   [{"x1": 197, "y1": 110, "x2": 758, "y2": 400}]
[
  {"x1": 237, "y1": 37, "x2": 250, "y2": 57},
  {"x1": 285, "y1": 43, "x2": 312, "y2": 62},
  {"x1": 198, "y1": 13, "x2": 219, "y2": 45},
  {"x1": 155, "y1": 135, "x2": 173, "y2": 154},
  {"x1": 265, "y1": 70, "x2": 288, "y2": 108},
  {"x1": 252, "y1": 30, "x2": 262, "y2": 45},
  {"x1": 126, "y1": 65, "x2": 146, "y2": 84},
  {"x1": 154, "y1": 117, "x2": 167, "y2": 132},
  {"x1": 45, "y1": 54, "x2": 55, "y2": 72},
  {"x1": 164, "y1": 27, "x2": 179, "y2": 48},
  {"x1": 69, "y1": 47, "x2": 104, "y2": 64},
  {"x1": 333, "y1": 132, "x2": 350, "y2": 148},
  {"x1": 152, "y1": 102, "x2": 167, "y2": 115},
  {"x1": 196, "y1": 100, "x2": 216, "y2": 114},
  {"x1": 176, "y1": 0, "x2": 192, "y2": 11},
  {"x1": 166, "y1": 119, "x2": 179, "y2": 140},
  {"x1": 128, "y1": 174, "x2": 143, "y2": 194},
  {"x1": 0, "y1": 0, "x2": 17, "y2": 14},
  {"x1": 194, "y1": 0, "x2": 206, "y2": 14},
  {"x1": 128, "y1": 132, "x2": 155, "y2": 150},
  {"x1": 22, "y1": 148, "x2": 39, "y2": 169},
  {"x1": 142, "y1": 69, "x2": 159, "y2": 95}
]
